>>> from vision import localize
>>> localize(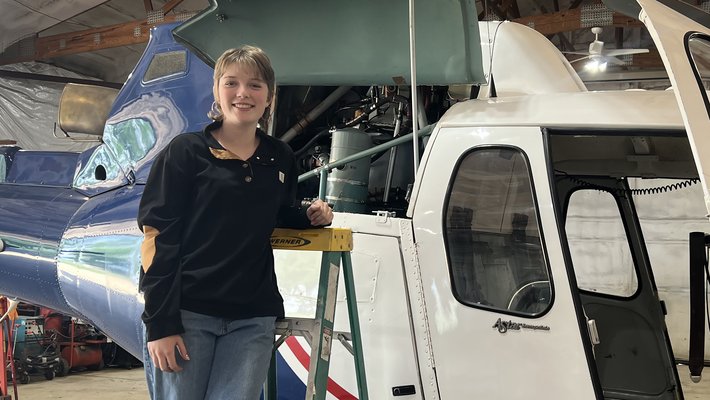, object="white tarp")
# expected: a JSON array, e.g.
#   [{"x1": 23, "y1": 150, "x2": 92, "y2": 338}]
[{"x1": 0, "y1": 62, "x2": 103, "y2": 152}]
